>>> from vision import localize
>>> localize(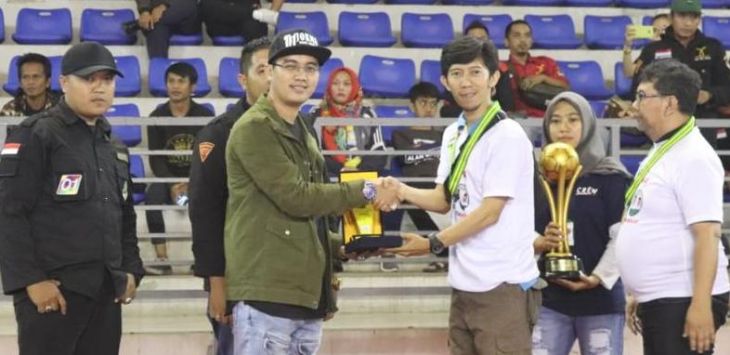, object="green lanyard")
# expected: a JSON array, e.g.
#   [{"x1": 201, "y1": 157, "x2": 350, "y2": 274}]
[
  {"x1": 445, "y1": 102, "x2": 502, "y2": 196},
  {"x1": 624, "y1": 116, "x2": 695, "y2": 207}
]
